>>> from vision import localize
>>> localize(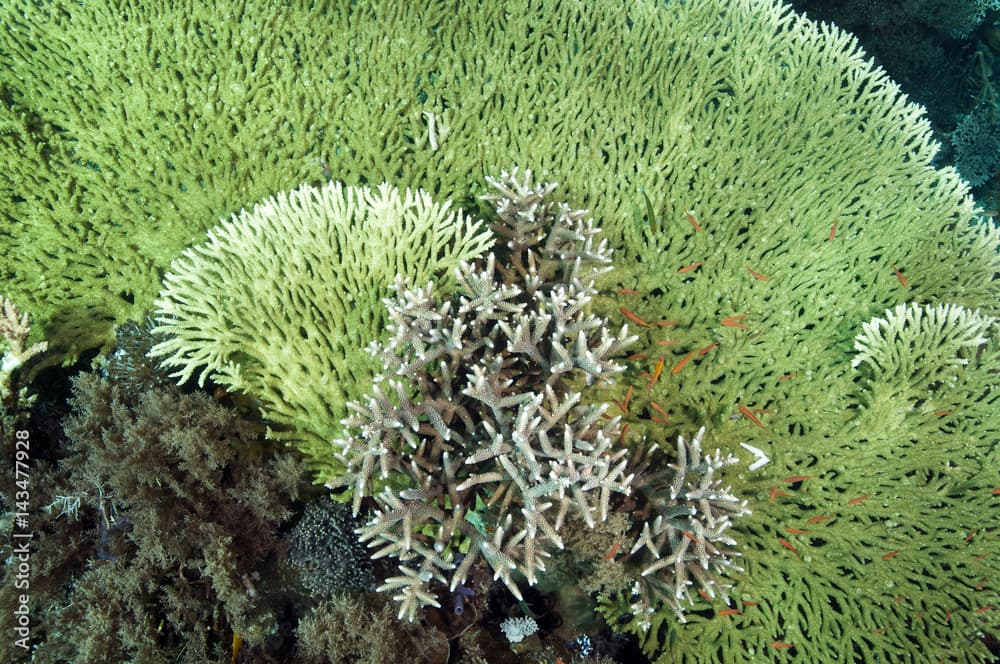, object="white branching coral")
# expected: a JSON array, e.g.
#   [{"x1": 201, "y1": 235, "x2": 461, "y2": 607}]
[
  {"x1": 329, "y1": 169, "x2": 638, "y2": 621},
  {"x1": 0, "y1": 296, "x2": 47, "y2": 407},
  {"x1": 624, "y1": 428, "x2": 749, "y2": 623}
]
